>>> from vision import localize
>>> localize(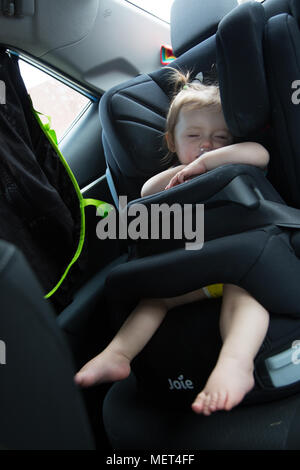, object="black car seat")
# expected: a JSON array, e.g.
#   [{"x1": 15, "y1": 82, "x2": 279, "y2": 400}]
[
  {"x1": 101, "y1": 0, "x2": 300, "y2": 449},
  {"x1": 0, "y1": 239, "x2": 95, "y2": 450},
  {"x1": 102, "y1": 0, "x2": 237, "y2": 205},
  {"x1": 263, "y1": 0, "x2": 300, "y2": 208}
]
